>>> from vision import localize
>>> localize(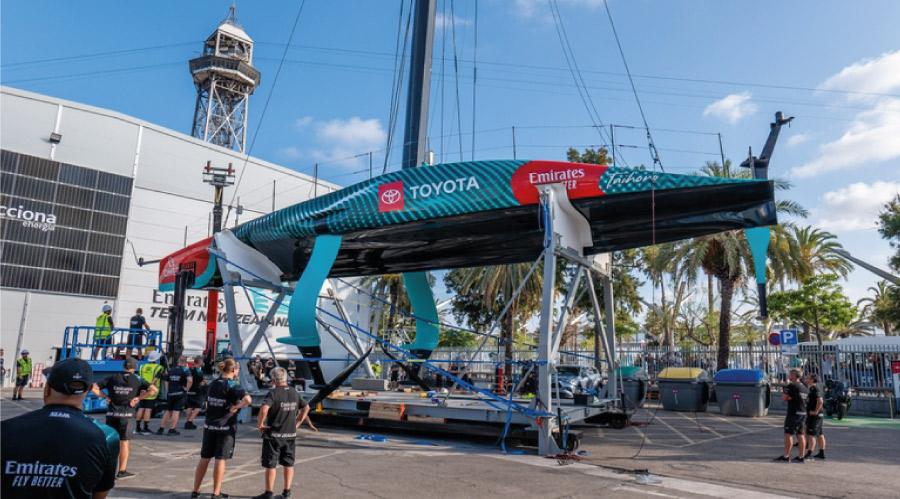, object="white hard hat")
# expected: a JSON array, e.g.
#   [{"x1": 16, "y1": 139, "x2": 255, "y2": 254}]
[
  {"x1": 148, "y1": 351, "x2": 162, "y2": 362},
  {"x1": 102, "y1": 304, "x2": 112, "y2": 312},
  {"x1": 21, "y1": 350, "x2": 29, "y2": 354}
]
